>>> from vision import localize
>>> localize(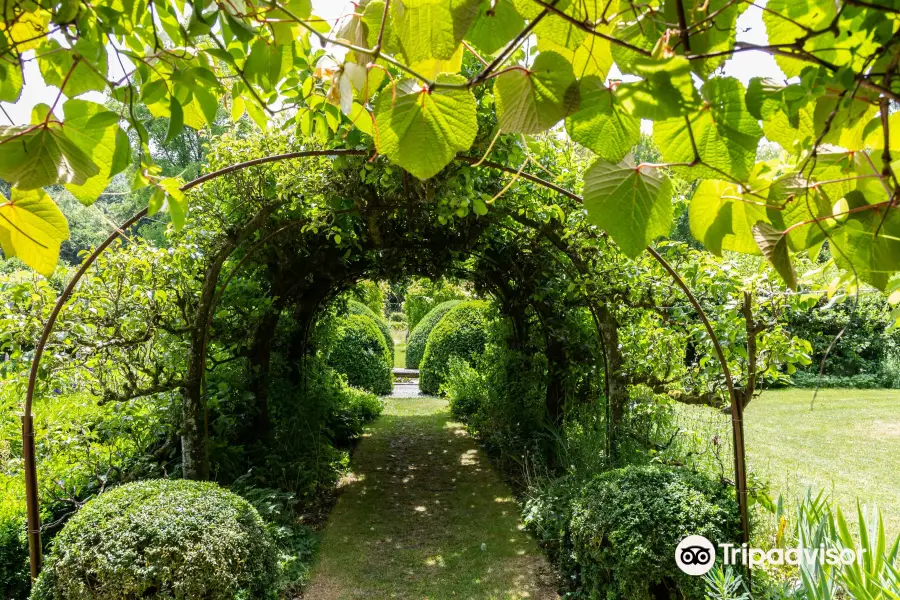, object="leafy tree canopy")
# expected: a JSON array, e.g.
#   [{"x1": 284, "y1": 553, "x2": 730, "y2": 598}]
[{"x1": 1, "y1": 0, "x2": 900, "y2": 303}]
